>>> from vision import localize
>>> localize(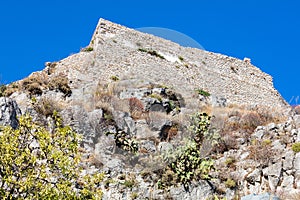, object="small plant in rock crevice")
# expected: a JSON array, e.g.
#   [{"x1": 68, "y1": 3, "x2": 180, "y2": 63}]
[
  {"x1": 196, "y1": 89, "x2": 210, "y2": 97},
  {"x1": 81, "y1": 46, "x2": 94, "y2": 52},
  {"x1": 292, "y1": 142, "x2": 300, "y2": 153},
  {"x1": 138, "y1": 48, "x2": 165, "y2": 59}
]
